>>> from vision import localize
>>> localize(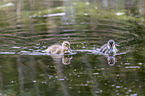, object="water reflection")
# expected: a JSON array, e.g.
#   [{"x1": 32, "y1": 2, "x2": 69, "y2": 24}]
[
  {"x1": 48, "y1": 54, "x2": 73, "y2": 66},
  {"x1": 54, "y1": 56, "x2": 71, "y2": 96},
  {"x1": 62, "y1": 55, "x2": 73, "y2": 65},
  {"x1": 107, "y1": 55, "x2": 116, "y2": 66},
  {"x1": 0, "y1": 0, "x2": 145, "y2": 96}
]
